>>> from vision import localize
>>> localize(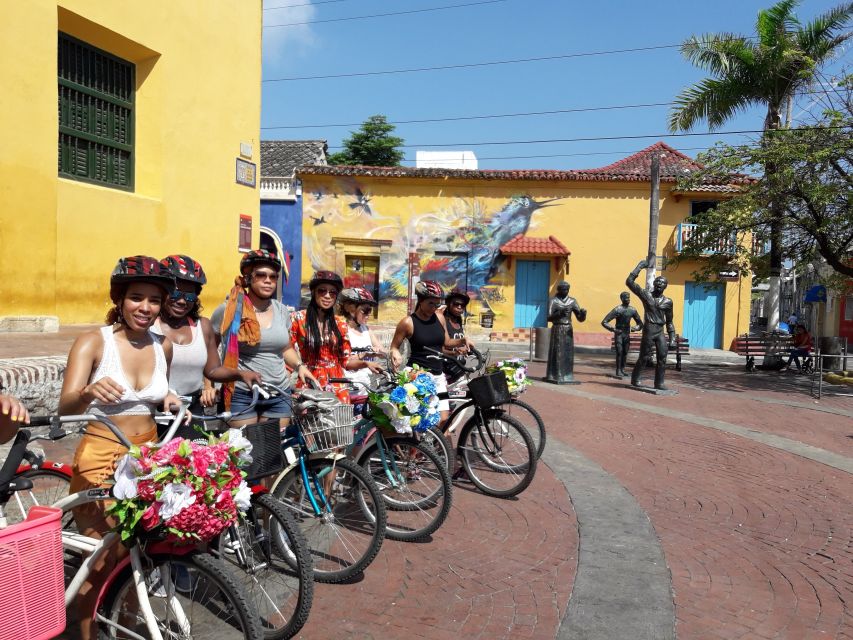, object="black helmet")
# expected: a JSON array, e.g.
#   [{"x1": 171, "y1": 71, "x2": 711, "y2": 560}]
[
  {"x1": 160, "y1": 255, "x2": 207, "y2": 286},
  {"x1": 309, "y1": 270, "x2": 343, "y2": 292},
  {"x1": 414, "y1": 280, "x2": 444, "y2": 300},
  {"x1": 240, "y1": 249, "x2": 281, "y2": 275},
  {"x1": 445, "y1": 288, "x2": 469, "y2": 307},
  {"x1": 110, "y1": 256, "x2": 175, "y2": 294},
  {"x1": 339, "y1": 287, "x2": 377, "y2": 305}
]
